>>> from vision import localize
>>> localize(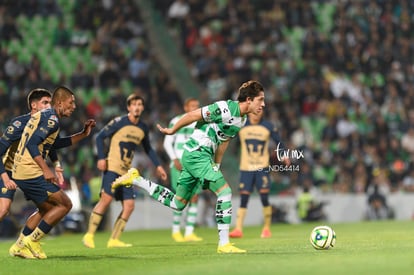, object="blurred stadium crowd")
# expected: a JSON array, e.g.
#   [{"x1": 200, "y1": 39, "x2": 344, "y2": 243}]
[{"x1": 1, "y1": 0, "x2": 414, "y2": 211}]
